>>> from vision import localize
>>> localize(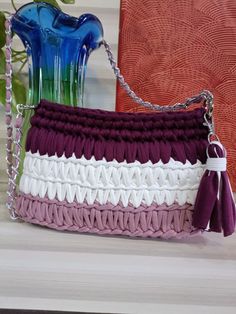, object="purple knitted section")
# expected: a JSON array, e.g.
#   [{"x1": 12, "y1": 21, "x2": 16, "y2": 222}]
[
  {"x1": 25, "y1": 100, "x2": 208, "y2": 164},
  {"x1": 16, "y1": 193, "x2": 201, "y2": 239}
]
